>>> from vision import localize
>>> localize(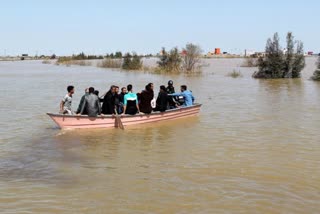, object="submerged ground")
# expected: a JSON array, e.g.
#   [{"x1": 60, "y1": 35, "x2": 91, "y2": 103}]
[{"x1": 0, "y1": 57, "x2": 319, "y2": 213}]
